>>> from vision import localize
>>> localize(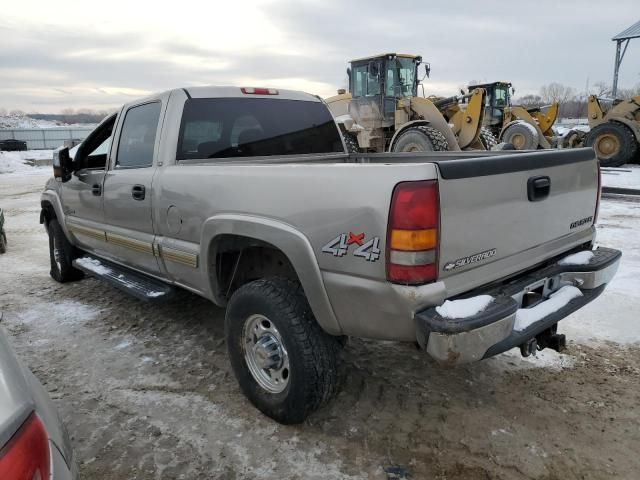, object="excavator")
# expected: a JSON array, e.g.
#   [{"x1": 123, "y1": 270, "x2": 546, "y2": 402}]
[
  {"x1": 325, "y1": 53, "x2": 488, "y2": 153},
  {"x1": 465, "y1": 81, "x2": 559, "y2": 150},
  {"x1": 563, "y1": 94, "x2": 640, "y2": 167}
]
